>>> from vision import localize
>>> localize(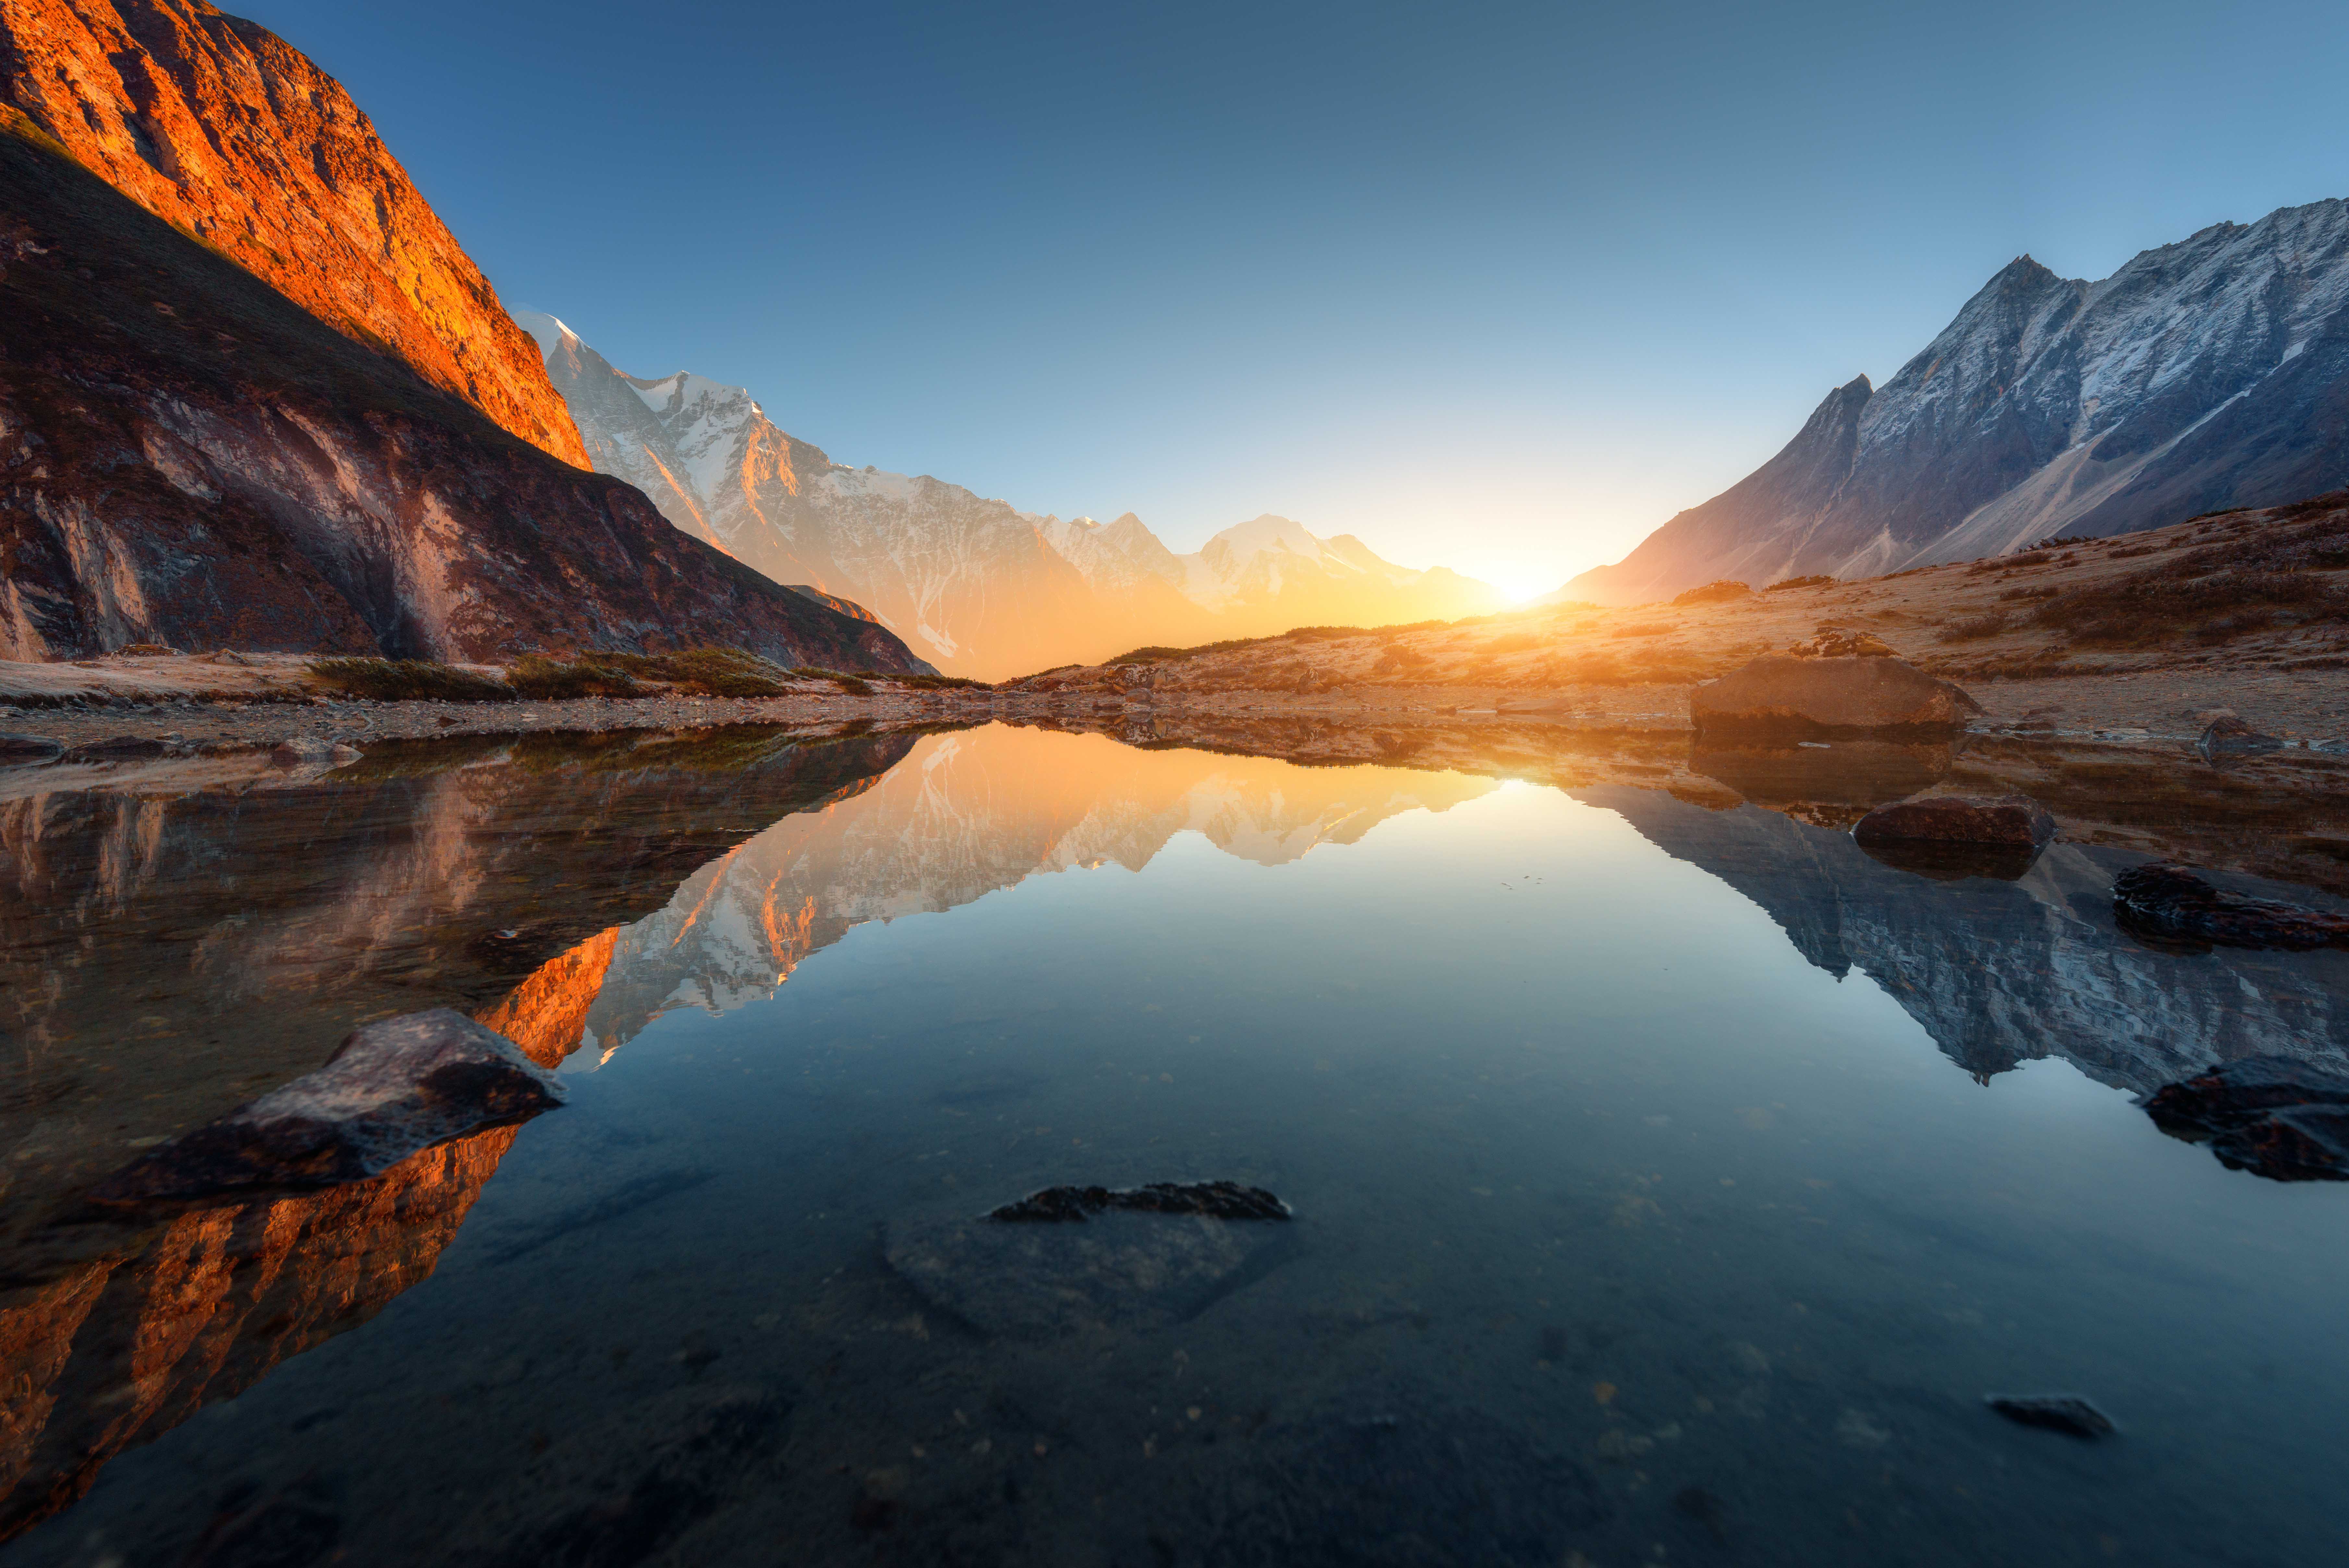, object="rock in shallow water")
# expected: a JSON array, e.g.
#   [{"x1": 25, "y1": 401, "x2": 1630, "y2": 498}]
[
  {"x1": 1851, "y1": 794, "x2": 2056, "y2": 880},
  {"x1": 1691, "y1": 655, "x2": 1981, "y2": 737},
  {"x1": 1984, "y1": 1395, "x2": 2115, "y2": 1439},
  {"x1": 0, "y1": 734, "x2": 64, "y2": 763},
  {"x1": 2113, "y1": 863, "x2": 2349, "y2": 951},
  {"x1": 90, "y1": 1009, "x2": 563, "y2": 1202},
  {"x1": 2197, "y1": 714, "x2": 2283, "y2": 760},
  {"x1": 2141, "y1": 1056, "x2": 2349, "y2": 1182},
  {"x1": 886, "y1": 1185, "x2": 1294, "y2": 1337},
  {"x1": 990, "y1": 1180, "x2": 1291, "y2": 1222}
]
